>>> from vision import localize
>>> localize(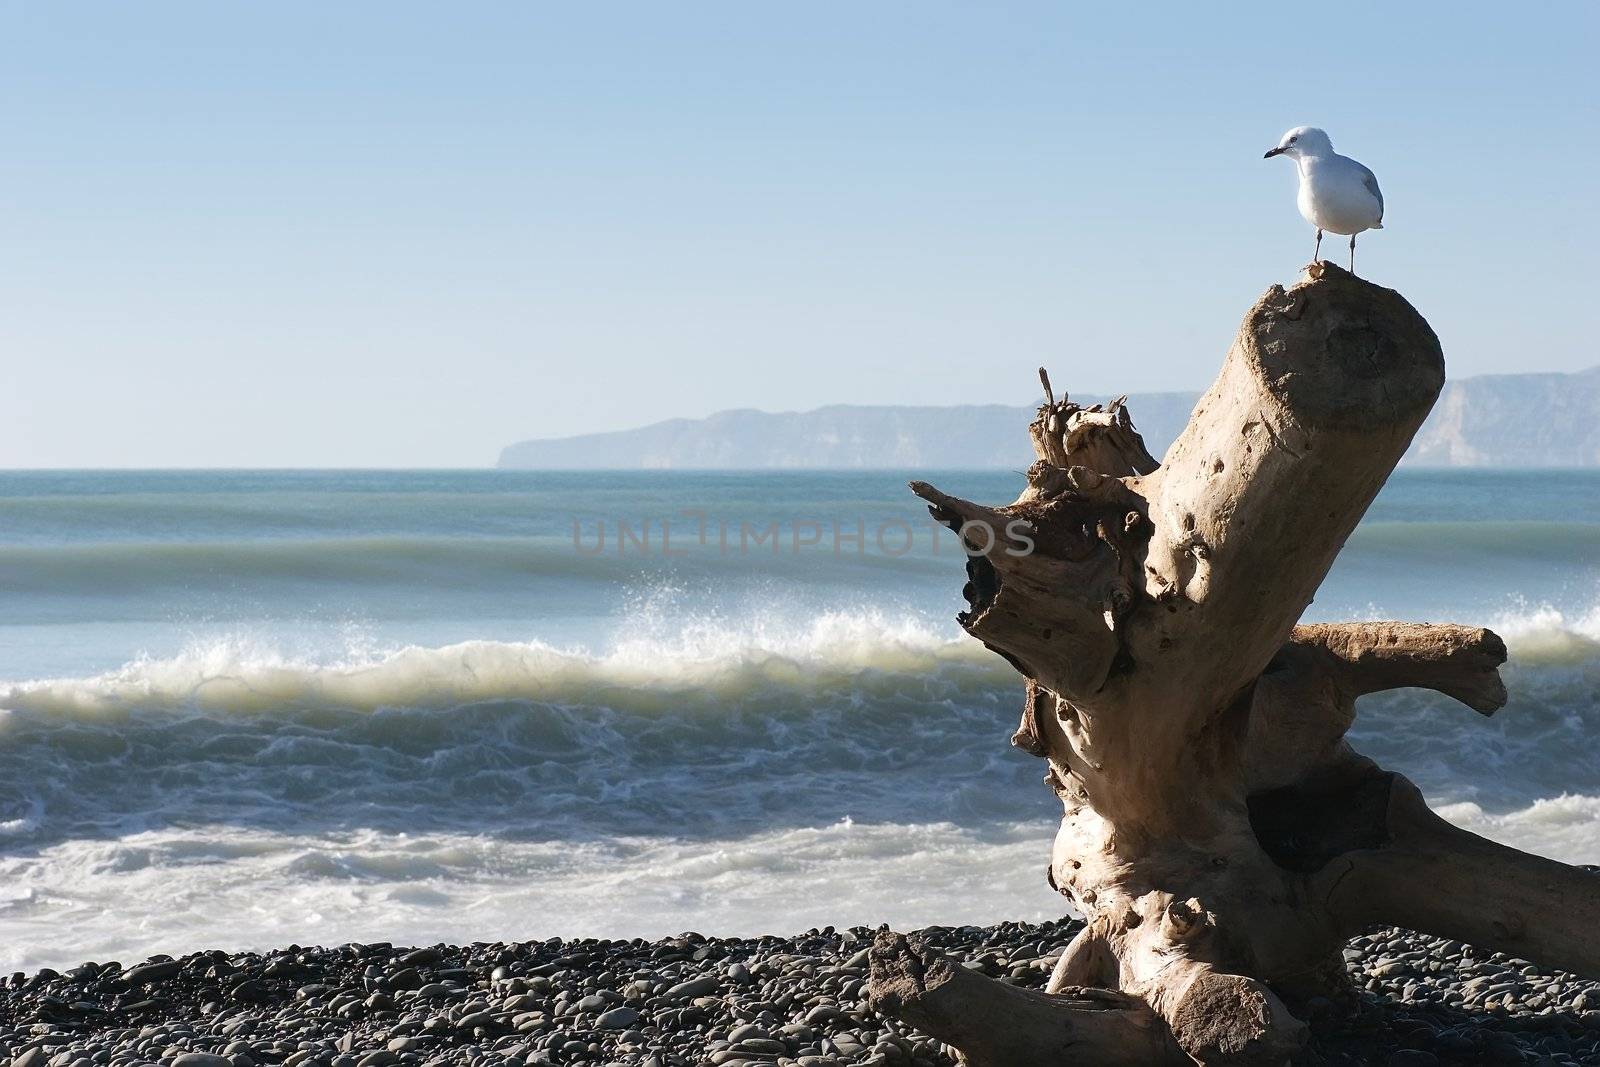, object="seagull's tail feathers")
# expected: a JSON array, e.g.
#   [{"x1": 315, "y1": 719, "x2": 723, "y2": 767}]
[{"x1": 1371, "y1": 221, "x2": 1384, "y2": 229}]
